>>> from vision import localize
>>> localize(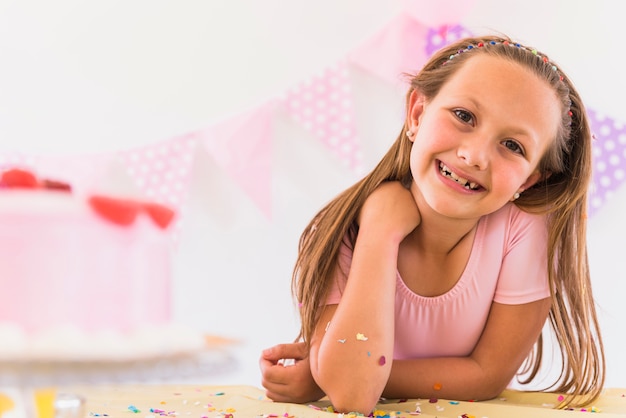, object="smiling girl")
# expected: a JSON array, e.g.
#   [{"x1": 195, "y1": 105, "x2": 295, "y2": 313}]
[{"x1": 260, "y1": 35, "x2": 605, "y2": 415}]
